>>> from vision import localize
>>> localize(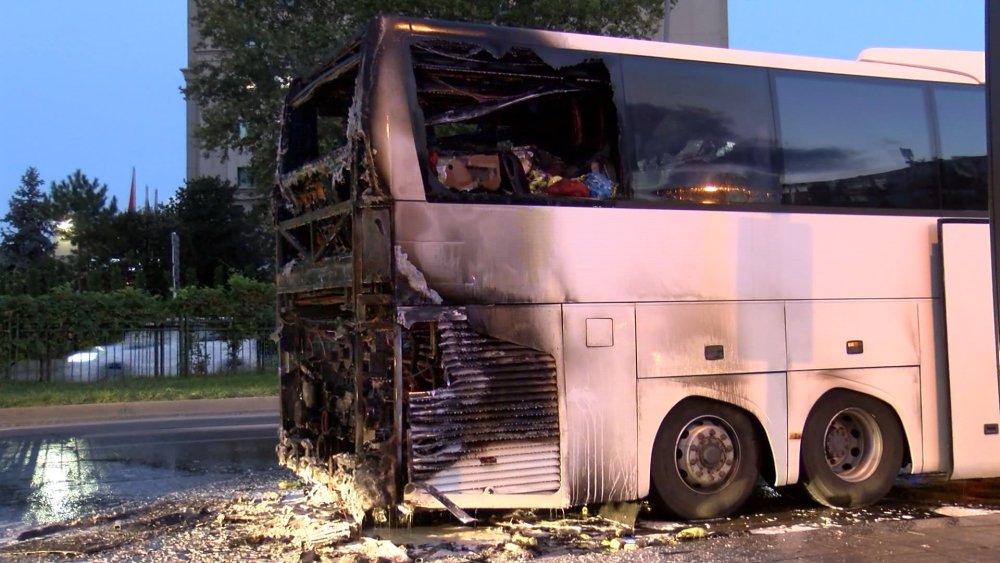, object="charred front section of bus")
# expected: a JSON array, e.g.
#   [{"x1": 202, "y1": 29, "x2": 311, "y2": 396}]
[
  {"x1": 273, "y1": 19, "x2": 632, "y2": 517},
  {"x1": 272, "y1": 36, "x2": 402, "y2": 518}
]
